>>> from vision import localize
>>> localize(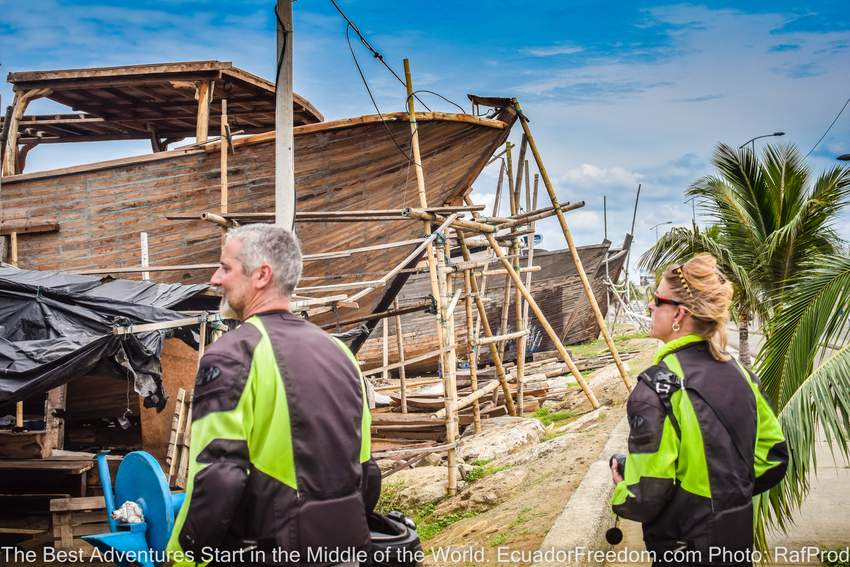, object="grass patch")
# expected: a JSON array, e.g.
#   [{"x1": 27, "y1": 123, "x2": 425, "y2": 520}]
[
  {"x1": 488, "y1": 532, "x2": 508, "y2": 546},
  {"x1": 465, "y1": 459, "x2": 511, "y2": 483},
  {"x1": 533, "y1": 407, "x2": 579, "y2": 427},
  {"x1": 416, "y1": 509, "x2": 479, "y2": 541}
]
